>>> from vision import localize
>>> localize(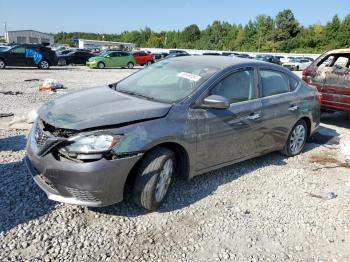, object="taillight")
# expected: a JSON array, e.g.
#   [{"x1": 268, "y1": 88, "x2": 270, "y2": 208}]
[{"x1": 316, "y1": 92, "x2": 322, "y2": 104}]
